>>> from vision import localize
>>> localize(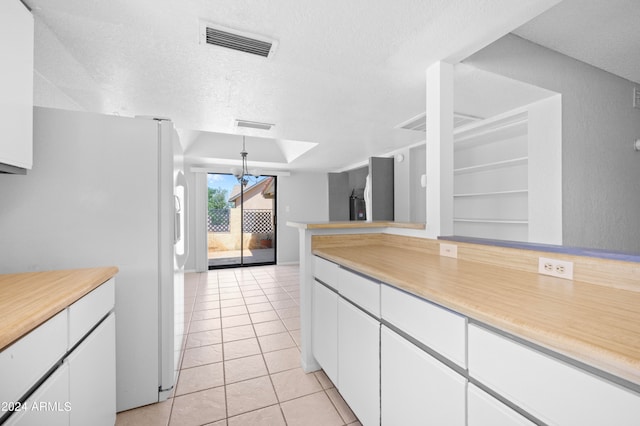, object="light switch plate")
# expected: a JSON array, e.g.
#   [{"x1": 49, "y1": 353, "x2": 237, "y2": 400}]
[{"x1": 440, "y1": 243, "x2": 458, "y2": 258}]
